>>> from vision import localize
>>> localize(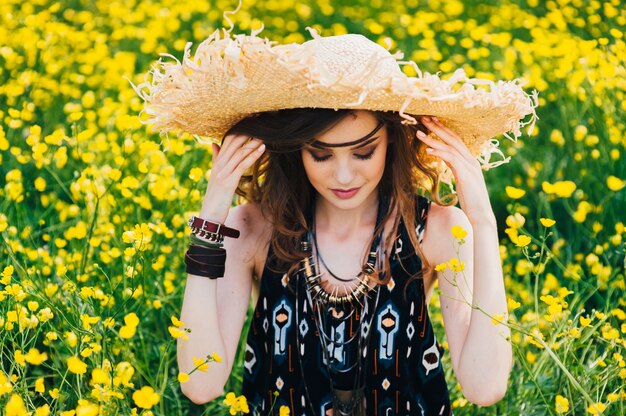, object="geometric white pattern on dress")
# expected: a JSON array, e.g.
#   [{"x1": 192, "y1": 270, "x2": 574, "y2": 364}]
[
  {"x1": 276, "y1": 376, "x2": 284, "y2": 390},
  {"x1": 395, "y1": 237, "x2": 403, "y2": 253},
  {"x1": 382, "y1": 378, "x2": 391, "y2": 390},
  {"x1": 407, "y1": 321, "x2": 415, "y2": 340},
  {"x1": 422, "y1": 337, "x2": 441, "y2": 376}
]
